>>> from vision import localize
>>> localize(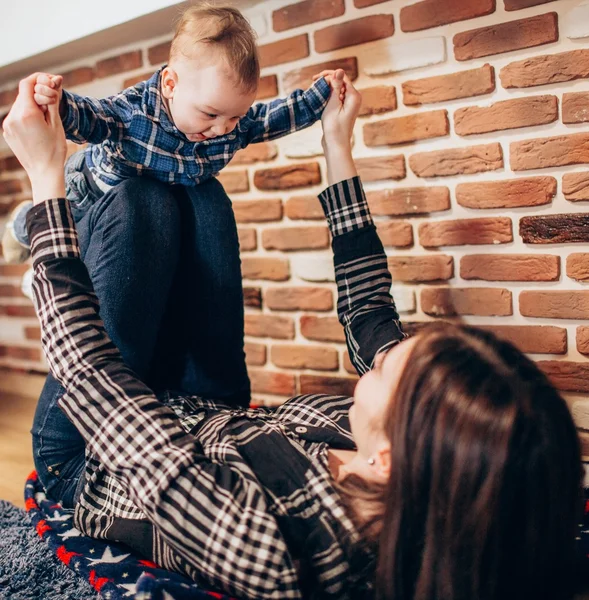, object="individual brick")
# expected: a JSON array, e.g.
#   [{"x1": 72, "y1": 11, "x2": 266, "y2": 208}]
[
  {"x1": 217, "y1": 170, "x2": 249, "y2": 193},
  {"x1": 511, "y1": 133, "x2": 589, "y2": 171},
  {"x1": 254, "y1": 163, "x2": 321, "y2": 190},
  {"x1": 563, "y1": 173, "x2": 589, "y2": 202},
  {"x1": 230, "y1": 142, "x2": 278, "y2": 165},
  {"x1": 233, "y1": 199, "x2": 283, "y2": 223},
  {"x1": 562, "y1": 92, "x2": 589, "y2": 125},
  {"x1": 259, "y1": 34, "x2": 309, "y2": 69},
  {"x1": 24, "y1": 326, "x2": 41, "y2": 341},
  {"x1": 354, "y1": 0, "x2": 389, "y2": 6},
  {"x1": 358, "y1": 85, "x2": 397, "y2": 117},
  {"x1": 283, "y1": 57, "x2": 358, "y2": 93},
  {"x1": 376, "y1": 222, "x2": 414, "y2": 248},
  {"x1": 454, "y1": 95, "x2": 558, "y2": 136},
  {"x1": 238, "y1": 228, "x2": 257, "y2": 251},
  {"x1": 453, "y1": 13, "x2": 558, "y2": 61},
  {"x1": 257, "y1": 75, "x2": 279, "y2": 100},
  {"x1": 421, "y1": 287, "x2": 512, "y2": 316},
  {"x1": 241, "y1": 257, "x2": 290, "y2": 281},
  {"x1": 410, "y1": 143, "x2": 504, "y2": 178},
  {"x1": 0, "y1": 346, "x2": 42, "y2": 362},
  {"x1": 148, "y1": 41, "x2": 171, "y2": 65},
  {"x1": 0, "y1": 305, "x2": 36, "y2": 317},
  {"x1": 123, "y1": 71, "x2": 153, "y2": 89},
  {"x1": 245, "y1": 314, "x2": 295, "y2": 339},
  {"x1": 265, "y1": 287, "x2": 333, "y2": 311},
  {"x1": 300, "y1": 316, "x2": 345, "y2": 342},
  {"x1": 96, "y1": 51, "x2": 143, "y2": 79},
  {"x1": 61, "y1": 67, "x2": 95, "y2": 87},
  {"x1": 0, "y1": 155, "x2": 22, "y2": 172},
  {"x1": 355, "y1": 156, "x2": 406, "y2": 182},
  {"x1": 537, "y1": 361, "x2": 589, "y2": 394},
  {"x1": 364, "y1": 110, "x2": 449, "y2": 147},
  {"x1": 0, "y1": 88, "x2": 17, "y2": 107},
  {"x1": 366, "y1": 187, "x2": 450, "y2": 216},
  {"x1": 479, "y1": 325, "x2": 566, "y2": 354},
  {"x1": 419, "y1": 217, "x2": 513, "y2": 248},
  {"x1": 562, "y1": 4, "x2": 589, "y2": 40},
  {"x1": 272, "y1": 0, "x2": 345, "y2": 32},
  {"x1": 0, "y1": 264, "x2": 29, "y2": 277},
  {"x1": 567, "y1": 254, "x2": 589, "y2": 281},
  {"x1": 249, "y1": 369, "x2": 296, "y2": 396},
  {"x1": 245, "y1": 342, "x2": 267, "y2": 366},
  {"x1": 243, "y1": 287, "x2": 262, "y2": 309},
  {"x1": 460, "y1": 254, "x2": 560, "y2": 281},
  {"x1": 403, "y1": 64, "x2": 495, "y2": 106},
  {"x1": 505, "y1": 0, "x2": 557, "y2": 10},
  {"x1": 314, "y1": 14, "x2": 395, "y2": 53},
  {"x1": 262, "y1": 226, "x2": 329, "y2": 251},
  {"x1": 299, "y1": 374, "x2": 357, "y2": 397},
  {"x1": 500, "y1": 49, "x2": 589, "y2": 88},
  {"x1": 291, "y1": 256, "x2": 334, "y2": 282},
  {"x1": 271, "y1": 344, "x2": 339, "y2": 370},
  {"x1": 520, "y1": 215, "x2": 589, "y2": 244},
  {"x1": 400, "y1": 0, "x2": 496, "y2": 32},
  {"x1": 520, "y1": 291, "x2": 589, "y2": 319},
  {"x1": 343, "y1": 352, "x2": 356, "y2": 374},
  {"x1": 0, "y1": 284, "x2": 25, "y2": 298},
  {"x1": 456, "y1": 177, "x2": 556, "y2": 209},
  {"x1": 284, "y1": 196, "x2": 323, "y2": 220},
  {"x1": 0, "y1": 180, "x2": 23, "y2": 196},
  {"x1": 578, "y1": 327, "x2": 589, "y2": 355},
  {"x1": 363, "y1": 36, "x2": 446, "y2": 77},
  {"x1": 387, "y1": 255, "x2": 453, "y2": 282}
]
